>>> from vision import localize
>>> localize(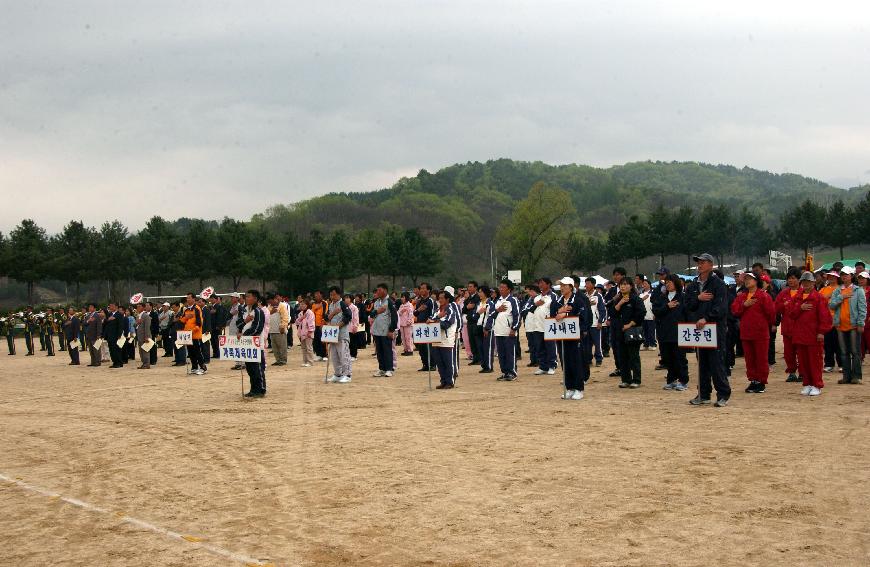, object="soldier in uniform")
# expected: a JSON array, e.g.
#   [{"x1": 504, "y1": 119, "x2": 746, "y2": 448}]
[
  {"x1": 2, "y1": 313, "x2": 16, "y2": 355},
  {"x1": 23, "y1": 307, "x2": 36, "y2": 355},
  {"x1": 43, "y1": 308, "x2": 56, "y2": 356},
  {"x1": 57, "y1": 309, "x2": 68, "y2": 351}
]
